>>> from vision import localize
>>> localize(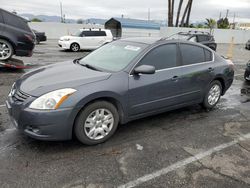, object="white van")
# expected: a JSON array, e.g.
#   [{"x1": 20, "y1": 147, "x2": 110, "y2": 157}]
[{"x1": 58, "y1": 29, "x2": 113, "y2": 51}]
